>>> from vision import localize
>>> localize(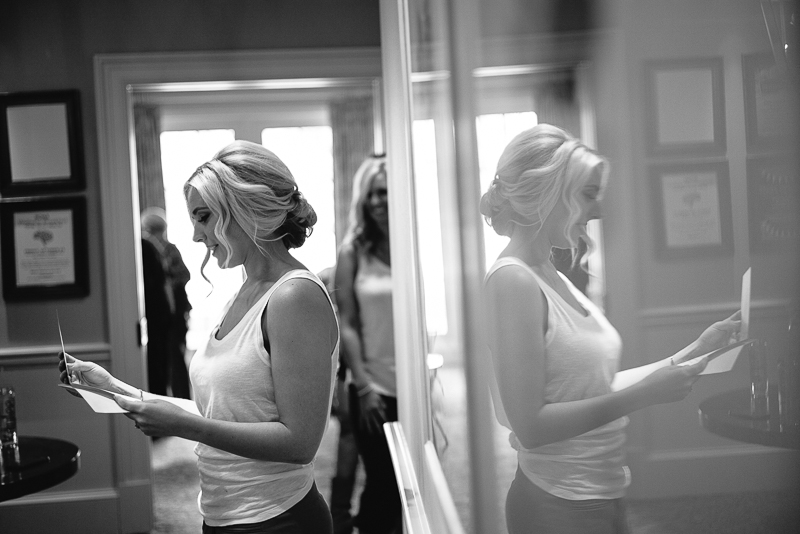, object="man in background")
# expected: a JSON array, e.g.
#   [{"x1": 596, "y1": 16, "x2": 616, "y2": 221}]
[{"x1": 141, "y1": 207, "x2": 192, "y2": 399}]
